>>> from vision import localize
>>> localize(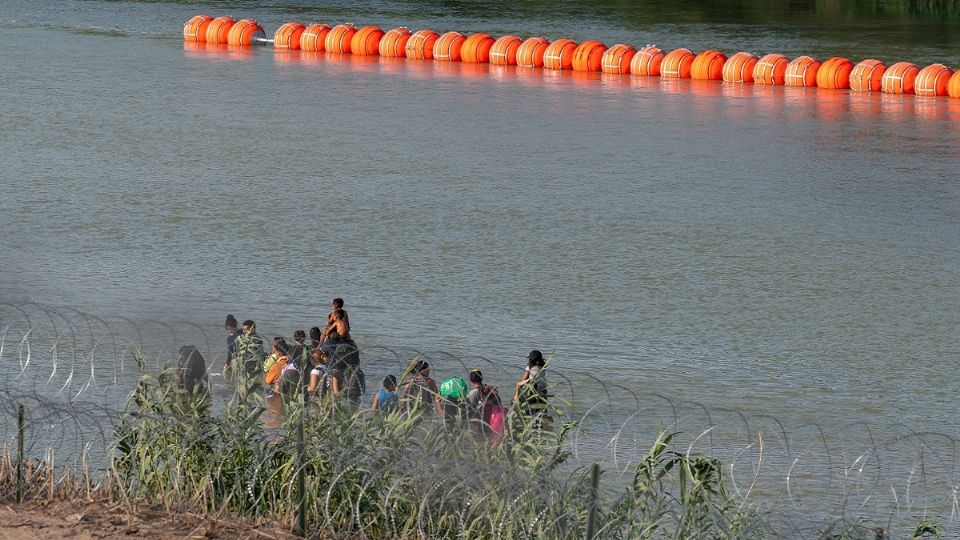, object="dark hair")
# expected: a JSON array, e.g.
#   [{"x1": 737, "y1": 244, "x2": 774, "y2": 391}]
[
  {"x1": 293, "y1": 329, "x2": 306, "y2": 344},
  {"x1": 333, "y1": 298, "x2": 344, "y2": 309},
  {"x1": 308, "y1": 326, "x2": 322, "y2": 348},
  {"x1": 242, "y1": 319, "x2": 255, "y2": 328},
  {"x1": 225, "y1": 314, "x2": 238, "y2": 328},
  {"x1": 333, "y1": 308, "x2": 346, "y2": 321},
  {"x1": 527, "y1": 350, "x2": 545, "y2": 368},
  {"x1": 273, "y1": 337, "x2": 290, "y2": 356},
  {"x1": 469, "y1": 369, "x2": 483, "y2": 385},
  {"x1": 383, "y1": 374, "x2": 397, "y2": 388}
]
